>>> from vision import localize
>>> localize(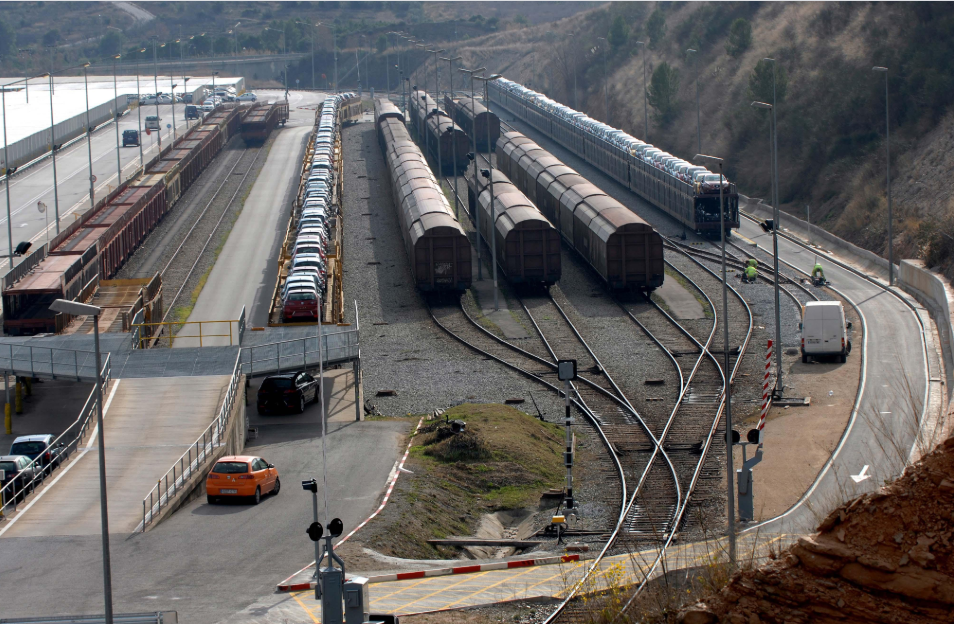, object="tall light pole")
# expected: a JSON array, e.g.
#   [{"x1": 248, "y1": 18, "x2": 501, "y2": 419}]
[
  {"x1": 49, "y1": 299, "x2": 113, "y2": 624},
  {"x1": 112, "y1": 54, "x2": 122, "y2": 186},
  {"x1": 83, "y1": 62, "x2": 96, "y2": 210},
  {"x1": 475, "y1": 74, "x2": 502, "y2": 310},
  {"x1": 568, "y1": 32, "x2": 578, "y2": 109},
  {"x1": 152, "y1": 38, "x2": 162, "y2": 152},
  {"x1": 687, "y1": 48, "x2": 701, "y2": 156},
  {"x1": 47, "y1": 71, "x2": 61, "y2": 233},
  {"x1": 763, "y1": 58, "x2": 780, "y2": 232},
  {"x1": 636, "y1": 40, "x2": 648, "y2": 140},
  {"x1": 441, "y1": 55, "x2": 462, "y2": 216},
  {"x1": 752, "y1": 101, "x2": 783, "y2": 396},
  {"x1": 170, "y1": 81, "x2": 178, "y2": 142},
  {"x1": 317, "y1": 22, "x2": 337, "y2": 93},
  {"x1": 265, "y1": 26, "x2": 287, "y2": 95},
  {"x1": 428, "y1": 48, "x2": 444, "y2": 175},
  {"x1": 135, "y1": 48, "x2": 145, "y2": 170},
  {"x1": 232, "y1": 22, "x2": 240, "y2": 58},
  {"x1": 597, "y1": 36, "x2": 609, "y2": 123},
  {"x1": 873, "y1": 66, "x2": 892, "y2": 285},
  {"x1": 694, "y1": 152, "x2": 736, "y2": 568},
  {"x1": 460, "y1": 66, "x2": 486, "y2": 280}
]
